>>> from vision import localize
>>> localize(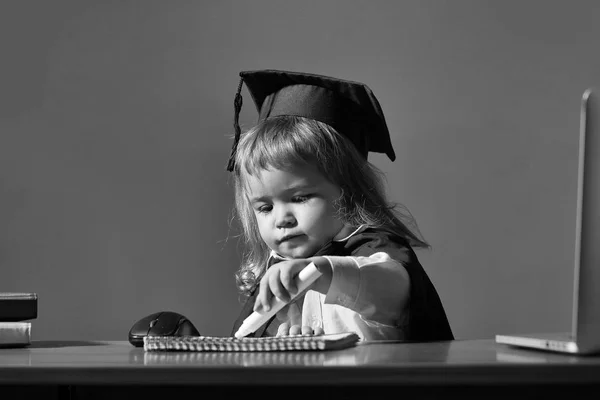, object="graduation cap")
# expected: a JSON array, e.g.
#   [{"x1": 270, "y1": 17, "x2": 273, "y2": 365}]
[{"x1": 226, "y1": 69, "x2": 396, "y2": 171}]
